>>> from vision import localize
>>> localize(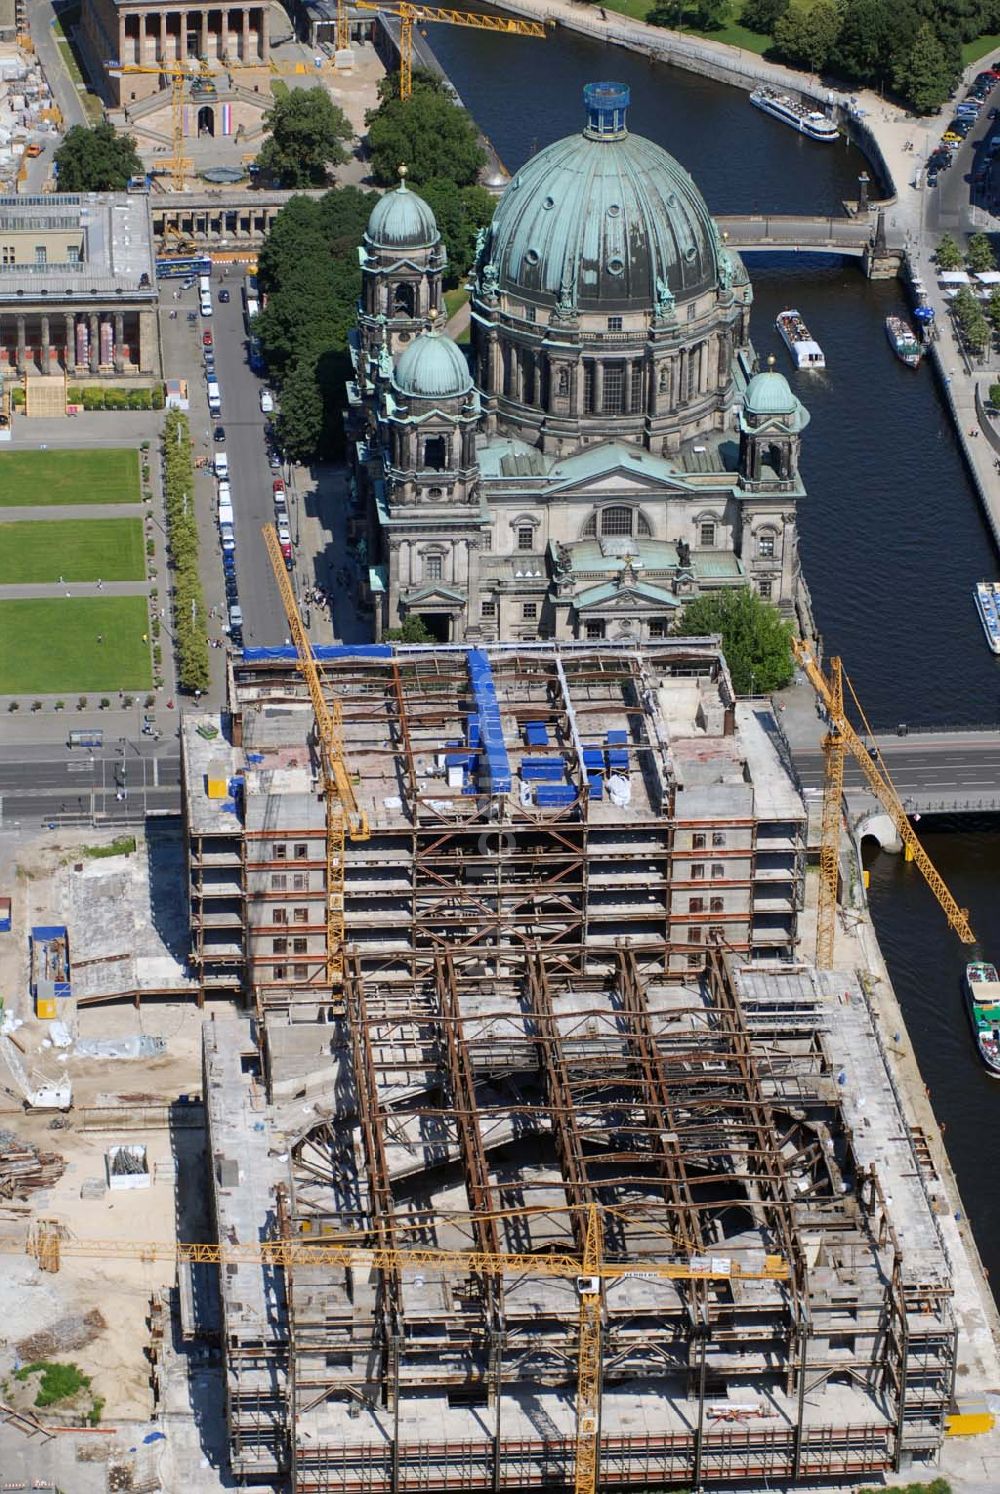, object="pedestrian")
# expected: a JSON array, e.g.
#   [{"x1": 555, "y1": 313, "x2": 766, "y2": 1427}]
[
  {"x1": 58, "y1": 574, "x2": 64, "y2": 584},
  {"x1": 97, "y1": 633, "x2": 104, "y2": 644},
  {"x1": 96, "y1": 577, "x2": 103, "y2": 591},
  {"x1": 142, "y1": 632, "x2": 148, "y2": 644}
]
